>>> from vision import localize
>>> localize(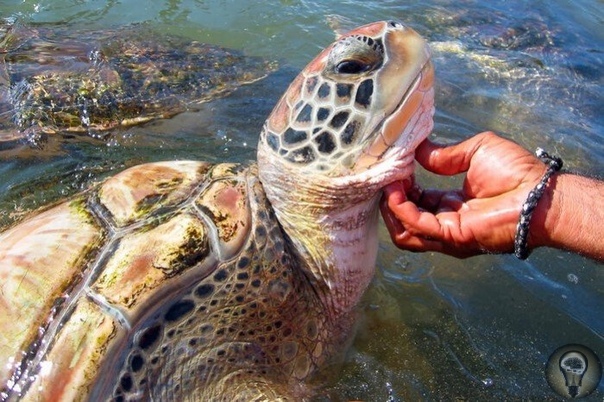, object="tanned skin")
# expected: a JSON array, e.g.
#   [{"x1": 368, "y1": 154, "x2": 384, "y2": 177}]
[{"x1": 381, "y1": 131, "x2": 604, "y2": 262}]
